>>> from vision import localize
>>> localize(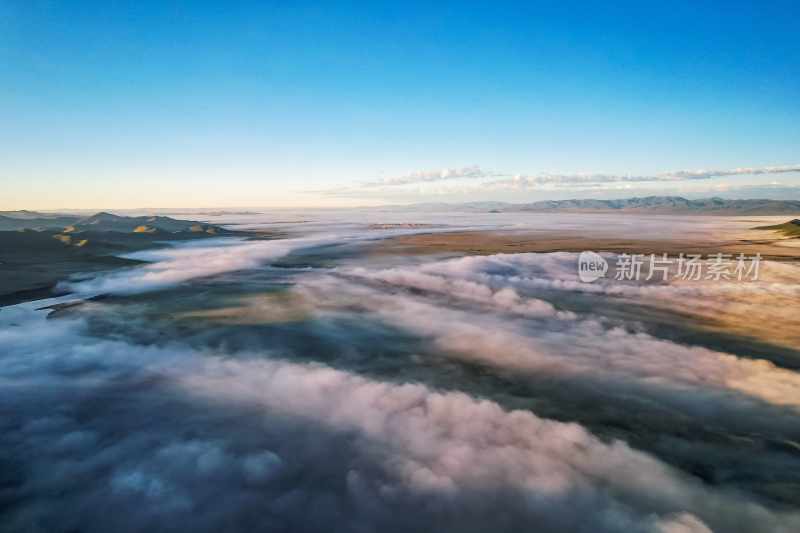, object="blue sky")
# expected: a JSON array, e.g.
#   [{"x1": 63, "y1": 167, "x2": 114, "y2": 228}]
[{"x1": 1, "y1": 0, "x2": 799, "y2": 209}]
